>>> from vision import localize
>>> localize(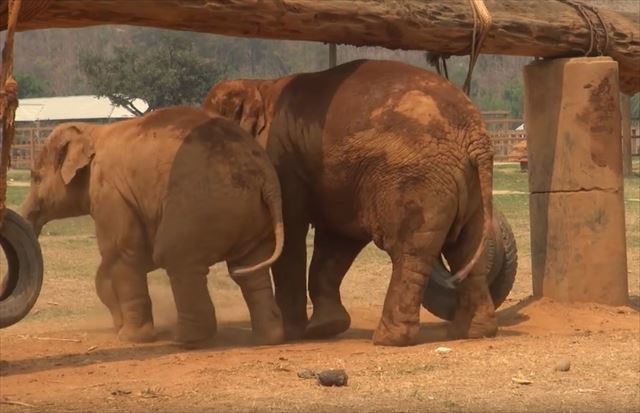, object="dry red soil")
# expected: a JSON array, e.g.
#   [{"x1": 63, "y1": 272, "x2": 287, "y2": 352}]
[{"x1": 1, "y1": 293, "x2": 638, "y2": 413}]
